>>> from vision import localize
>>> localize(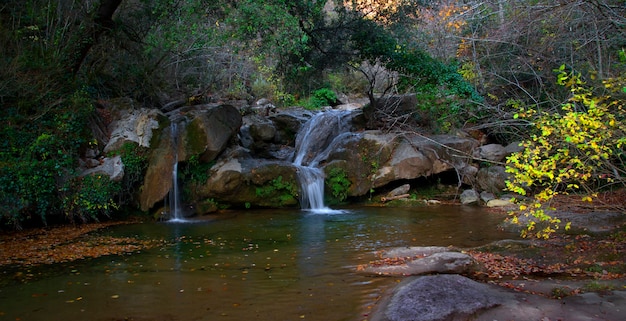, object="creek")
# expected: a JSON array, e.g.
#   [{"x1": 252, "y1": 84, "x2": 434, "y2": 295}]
[{"x1": 0, "y1": 206, "x2": 515, "y2": 321}]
